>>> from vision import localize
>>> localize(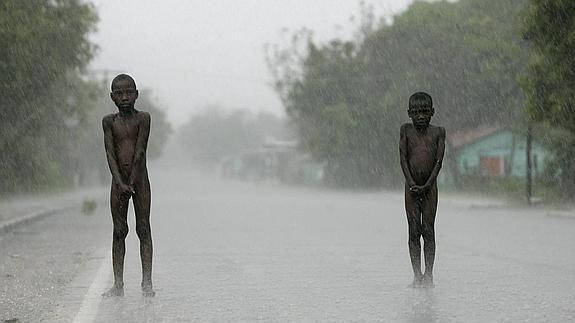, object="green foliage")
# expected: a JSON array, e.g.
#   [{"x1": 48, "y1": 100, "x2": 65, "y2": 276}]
[
  {"x1": 268, "y1": 0, "x2": 529, "y2": 188},
  {"x1": 0, "y1": 0, "x2": 98, "y2": 194},
  {"x1": 522, "y1": 0, "x2": 575, "y2": 196},
  {"x1": 81, "y1": 199, "x2": 97, "y2": 215},
  {"x1": 362, "y1": 0, "x2": 529, "y2": 131},
  {"x1": 0, "y1": 1, "x2": 97, "y2": 101}
]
